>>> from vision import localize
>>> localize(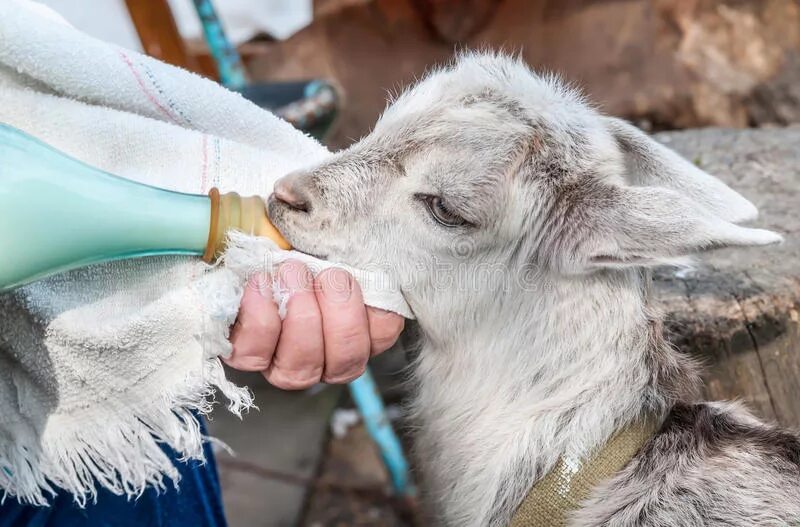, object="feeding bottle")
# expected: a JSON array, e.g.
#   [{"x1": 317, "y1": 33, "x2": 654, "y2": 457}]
[{"x1": 0, "y1": 124, "x2": 290, "y2": 292}]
